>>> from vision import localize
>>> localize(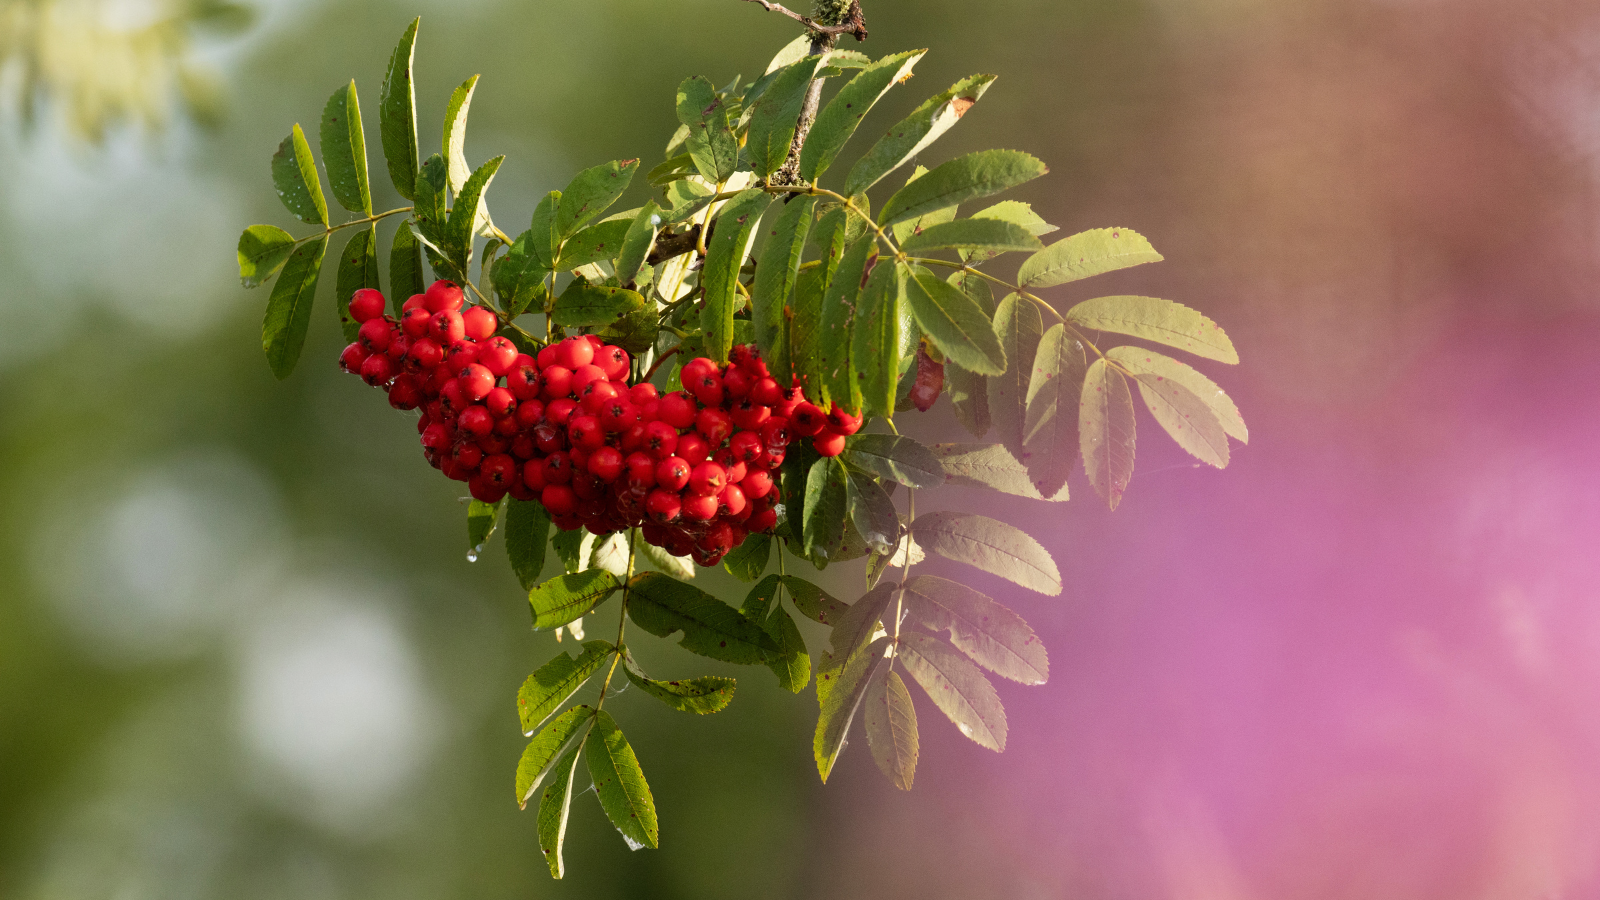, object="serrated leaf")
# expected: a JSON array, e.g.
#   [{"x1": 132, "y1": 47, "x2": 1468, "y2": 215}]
[
  {"x1": 780, "y1": 576, "x2": 852, "y2": 626},
  {"x1": 1018, "y1": 227, "x2": 1161, "y2": 289},
  {"x1": 1021, "y1": 325, "x2": 1090, "y2": 497},
  {"x1": 616, "y1": 201, "x2": 660, "y2": 286},
  {"x1": 988, "y1": 293, "x2": 1045, "y2": 461},
  {"x1": 829, "y1": 581, "x2": 898, "y2": 660},
  {"x1": 945, "y1": 271, "x2": 993, "y2": 436},
  {"x1": 1067, "y1": 296, "x2": 1238, "y2": 366},
  {"x1": 518, "y1": 642, "x2": 612, "y2": 735},
  {"x1": 237, "y1": 224, "x2": 295, "y2": 288},
  {"x1": 864, "y1": 668, "x2": 918, "y2": 790},
  {"x1": 261, "y1": 236, "x2": 327, "y2": 379},
  {"x1": 902, "y1": 218, "x2": 1043, "y2": 255},
  {"x1": 746, "y1": 55, "x2": 826, "y2": 177},
  {"x1": 627, "y1": 571, "x2": 780, "y2": 664},
  {"x1": 556, "y1": 218, "x2": 631, "y2": 271},
  {"x1": 1124, "y1": 369, "x2": 1230, "y2": 467},
  {"x1": 621, "y1": 652, "x2": 735, "y2": 714},
  {"x1": 676, "y1": 76, "x2": 738, "y2": 183},
  {"x1": 802, "y1": 456, "x2": 849, "y2": 558},
  {"x1": 814, "y1": 635, "x2": 890, "y2": 781},
  {"x1": 931, "y1": 443, "x2": 1067, "y2": 501},
  {"x1": 743, "y1": 34, "x2": 811, "y2": 109},
  {"x1": 517, "y1": 704, "x2": 594, "y2": 808},
  {"x1": 390, "y1": 221, "x2": 425, "y2": 303},
  {"x1": 552, "y1": 279, "x2": 646, "y2": 328},
  {"x1": 552, "y1": 528, "x2": 587, "y2": 575},
  {"x1": 1107, "y1": 346, "x2": 1247, "y2": 443},
  {"x1": 412, "y1": 153, "x2": 448, "y2": 246},
  {"x1": 902, "y1": 264, "x2": 1005, "y2": 376},
  {"x1": 271, "y1": 124, "x2": 327, "y2": 226},
  {"x1": 961, "y1": 201, "x2": 1057, "y2": 265},
  {"x1": 845, "y1": 74, "x2": 996, "y2": 196},
  {"x1": 842, "y1": 433, "x2": 943, "y2": 488},
  {"x1": 1080, "y1": 358, "x2": 1137, "y2": 509},
  {"x1": 597, "y1": 305, "x2": 658, "y2": 355},
  {"x1": 378, "y1": 18, "x2": 420, "y2": 201},
  {"x1": 505, "y1": 499, "x2": 552, "y2": 590},
  {"x1": 802, "y1": 49, "x2": 925, "y2": 183},
  {"x1": 902, "y1": 575, "x2": 1047, "y2": 684},
  {"x1": 700, "y1": 188, "x2": 770, "y2": 364},
  {"x1": 878, "y1": 150, "x2": 1046, "y2": 228},
  {"x1": 467, "y1": 497, "x2": 502, "y2": 551},
  {"x1": 911, "y1": 510, "x2": 1061, "y2": 596},
  {"x1": 530, "y1": 569, "x2": 621, "y2": 631},
  {"x1": 845, "y1": 464, "x2": 900, "y2": 554},
  {"x1": 445, "y1": 155, "x2": 503, "y2": 271},
  {"x1": 334, "y1": 226, "x2": 380, "y2": 342},
  {"x1": 898, "y1": 632, "x2": 1006, "y2": 751},
  {"x1": 752, "y1": 194, "x2": 817, "y2": 382},
  {"x1": 441, "y1": 74, "x2": 478, "y2": 195},
  {"x1": 557, "y1": 159, "x2": 639, "y2": 240},
  {"x1": 789, "y1": 260, "x2": 827, "y2": 403},
  {"x1": 740, "y1": 576, "x2": 810, "y2": 692},
  {"x1": 319, "y1": 81, "x2": 371, "y2": 215},
  {"x1": 537, "y1": 747, "x2": 583, "y2": 877},
  {"x1": 721, "y1": 532, "x2": 772, "y2": 582},
  {"x1": 850, "y1": 259, "x2": 904, "y2": 419},
  {"x1": 888, "y1": 165, "x2": 958, "y2": 246},
  {"x1": 819, "y1": 233, "x2": 875, "y2": 410}
]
